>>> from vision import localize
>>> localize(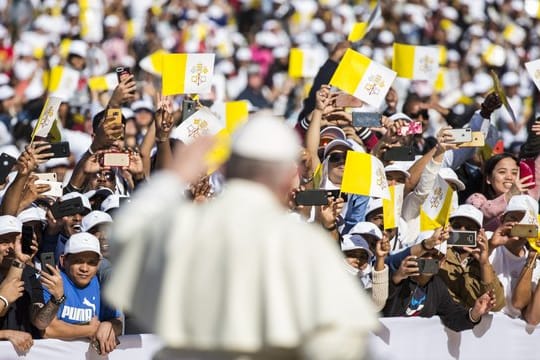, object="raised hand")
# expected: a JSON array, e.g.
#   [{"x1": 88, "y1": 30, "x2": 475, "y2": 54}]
[
  {"x1": 39, "y1": 265, "x2": 64, "y2": 301},
  {"x1": 0, "y1": 277, "x2": 25, "y2": 304},
  {"x1": 109, "y1": 74, "x2": 137, "y2": 107},
  {"x1": 189, "y1": 176, "x2": 212, "y2": 203},
  {"x1": 392, "y1": 255, "x2": 420, "y2": 284},
  {"x1": 480, "y1": 92, "x2": 502, "y2": 118},
  {"x1": 471, "y1": 289, "x2": 496, "y2": 321},
  {"x1": 513, "y1": 174, "x2": 535, "y2": 193},
  {"x1": 3, "y1": 330, "x2": 33, "y2": 353},
  {"x1": 155, "y1": 93, "x2": 175, "y2": 142},
  {"x1": 315, "y1": 85, "x2": 332, "y2": 111}
]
